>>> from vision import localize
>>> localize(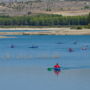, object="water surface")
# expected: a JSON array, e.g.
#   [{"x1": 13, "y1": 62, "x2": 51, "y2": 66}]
[{"x1": 0, "y1": 35, "x2": 90, "y2": 90}]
